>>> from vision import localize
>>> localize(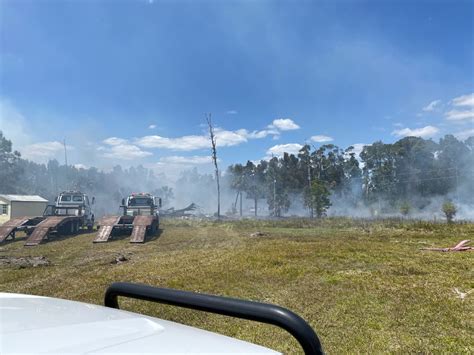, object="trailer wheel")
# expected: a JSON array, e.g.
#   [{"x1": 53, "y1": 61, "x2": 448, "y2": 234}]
[
  {"x1": 71, "y1": 221, "x2": 78, "y2": 235},
  {"x1": 88, "y1": 224, "x2": 93, "y2": 232}
]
